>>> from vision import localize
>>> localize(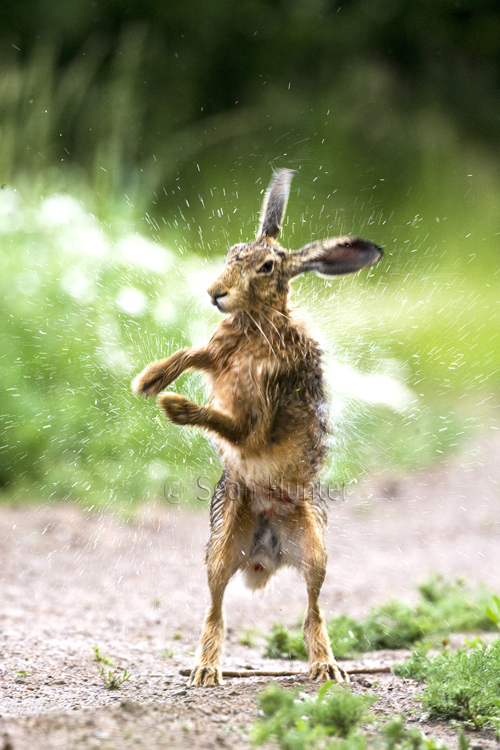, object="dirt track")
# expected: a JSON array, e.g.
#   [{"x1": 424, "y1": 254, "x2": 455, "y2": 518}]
[{"x1": 1, "y1": 435, "x2": 499, "y2": 749}]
